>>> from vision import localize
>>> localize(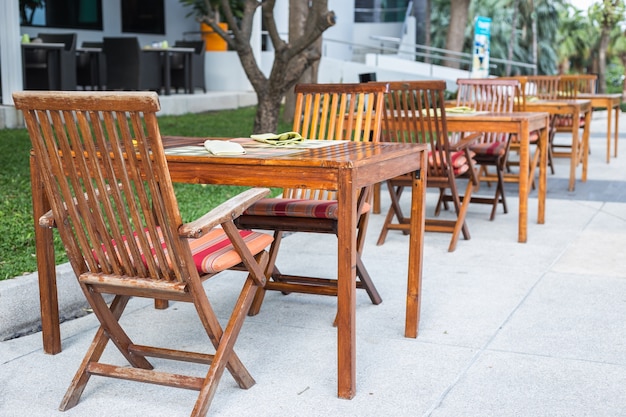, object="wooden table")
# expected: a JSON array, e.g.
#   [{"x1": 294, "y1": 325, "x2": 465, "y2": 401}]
[
  {"x1": 578, "y1": 93, "x2": 622, "y2": 163},
  {"x1": 444, "y1": 111, "x2": 550, "y2": 243},
  {"x1": 525, "y1": 99, "x2": 592, "y2": 191},
  {"x1": 30, "y1": 137, "x2": 427, "y2": 400}
]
